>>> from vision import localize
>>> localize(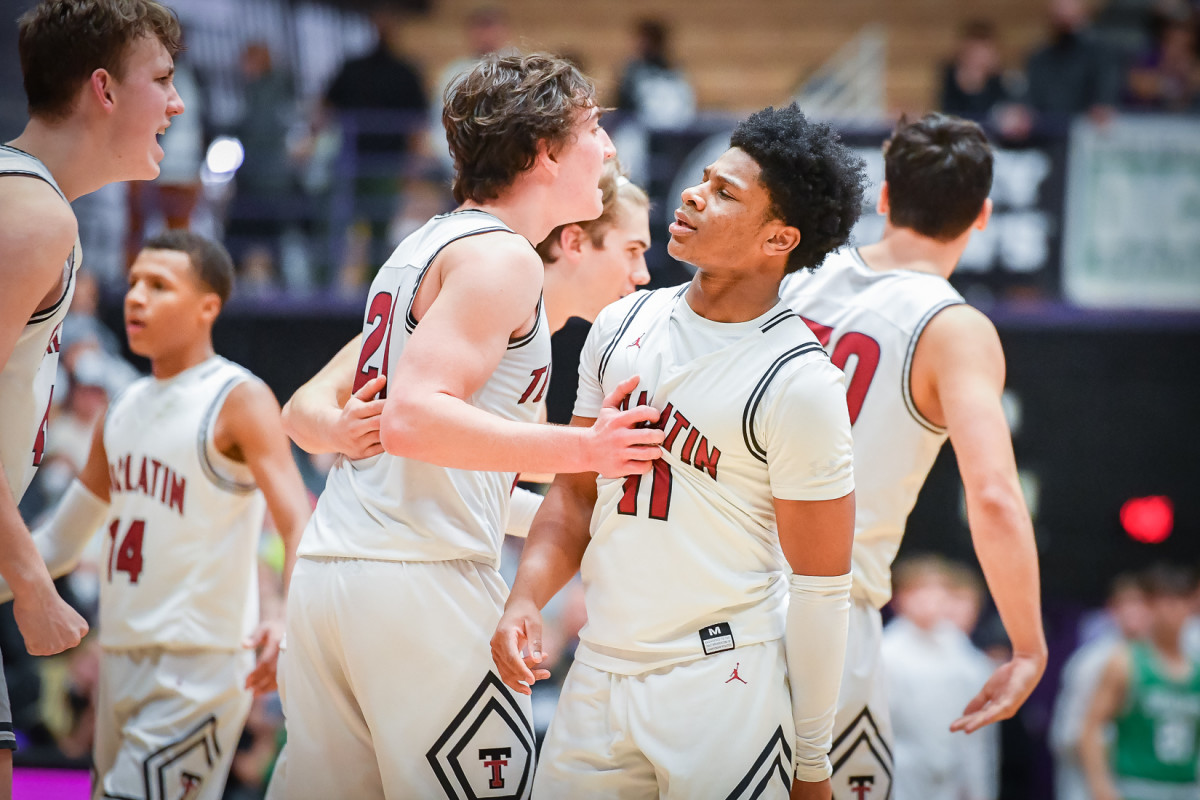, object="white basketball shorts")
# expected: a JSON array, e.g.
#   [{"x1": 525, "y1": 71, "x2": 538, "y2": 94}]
[
  {"x1": 279, "y1": 556, "x2": 535, "y2": 800},
  {"x1": 830, "y1": 598, "x2": 894, "y2": 800},
  {"x1": 534, "y1": 640, "x2": 795, "y2": 799},
  {"x1": 93, "y1": 646, "x2": 253, "y2": 800}
]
